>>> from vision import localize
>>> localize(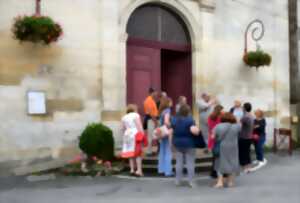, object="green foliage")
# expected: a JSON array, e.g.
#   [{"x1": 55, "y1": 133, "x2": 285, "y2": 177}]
[
  {"x1": 243, "y1": 50, "x2": 272, "y2": 68},
  {"x1": 263, "y1": 145, "x2": 273, "y2": 153},
  {"x1": 12, "y1": 15, "x2": 63, "y2": 45},
  {"x1": 293, "y1": 139, "x2": 300, "y2": 149},
  {"x1": 60, "y1": 161, "x2": 125, "y2": 177},
  {"x1": 79, "y1": 123, "x2": 115, "y2": 161}
]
